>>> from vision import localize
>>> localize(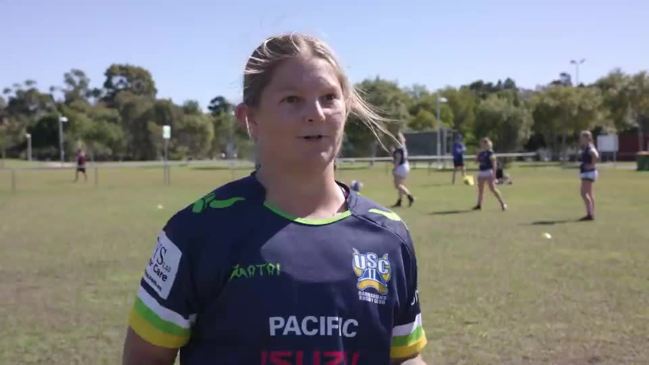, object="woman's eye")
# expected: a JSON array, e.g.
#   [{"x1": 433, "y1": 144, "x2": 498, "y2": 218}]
[
  {"x1": 324, "y1": 93, "x2": 337, "y2": 101},
  {"x1": 282, "y1": 96, "x2": 299, "y2": 104}
]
